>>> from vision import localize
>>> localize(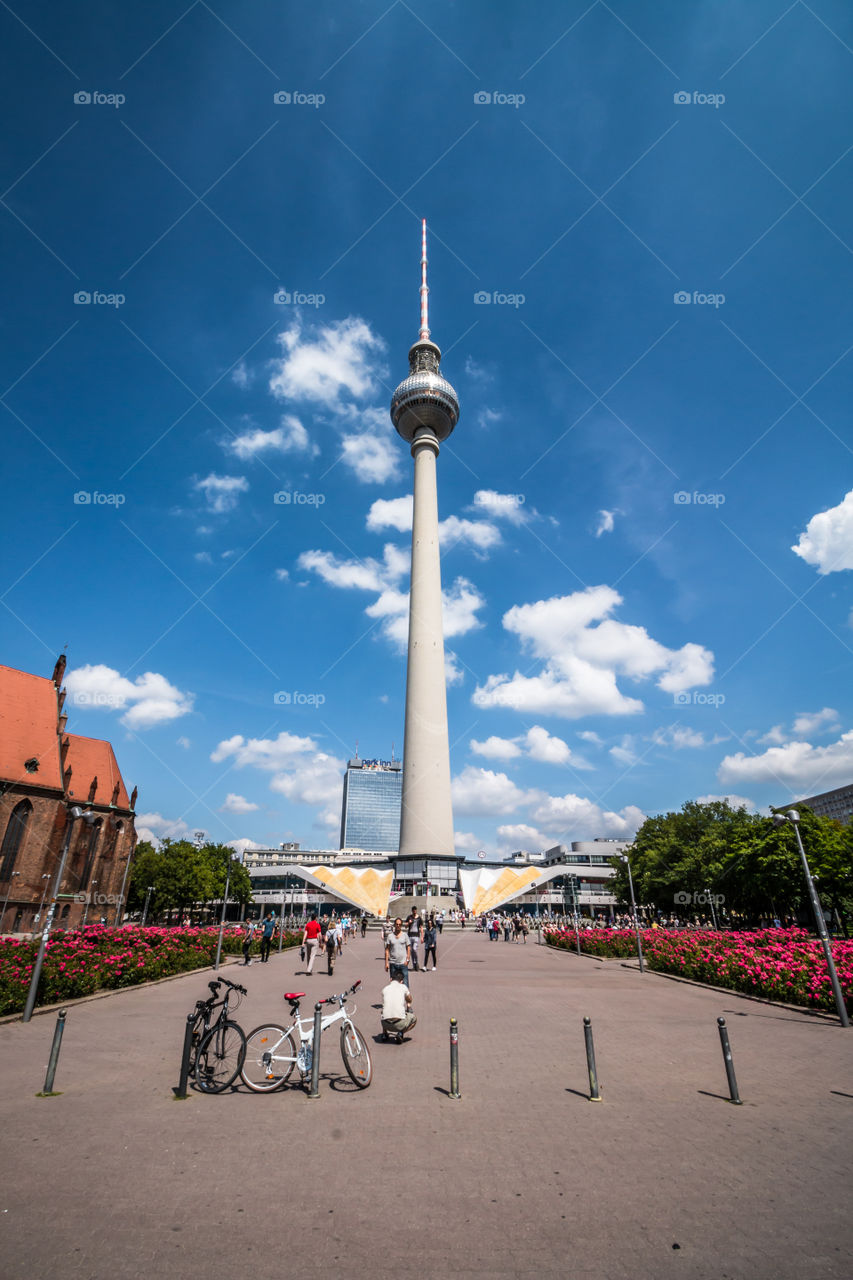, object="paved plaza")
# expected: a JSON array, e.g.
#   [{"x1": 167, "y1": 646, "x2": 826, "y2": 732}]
[{"x1": 1, "y1": 927, "x2": 850, "y2": 1279}]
